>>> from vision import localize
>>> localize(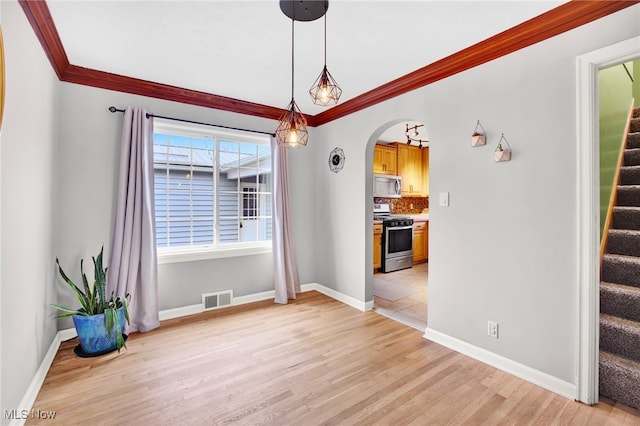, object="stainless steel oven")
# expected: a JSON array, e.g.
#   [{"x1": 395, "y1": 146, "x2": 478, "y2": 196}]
[
  {"x1": 381, "y1": 217, "x2": 414, "y2": 272},
  {"x1": 374, "y1": 203, "x2": 413, "y2": 273}
]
